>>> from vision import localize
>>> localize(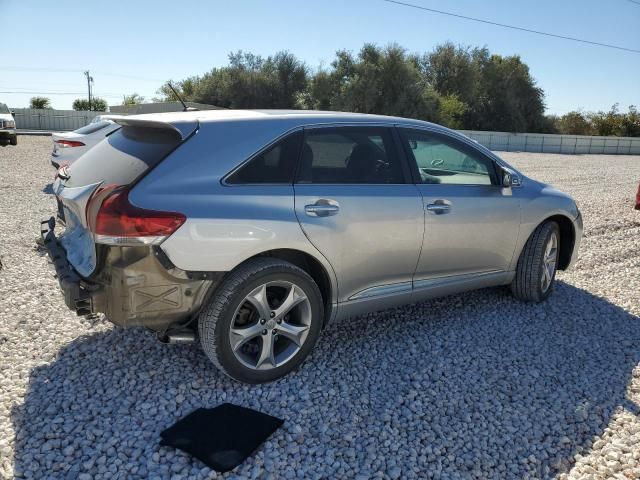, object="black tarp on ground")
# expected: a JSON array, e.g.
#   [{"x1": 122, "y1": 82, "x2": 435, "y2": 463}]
[{"x1": 160, "y1": 403, "x2": 283, "y2": 473}]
